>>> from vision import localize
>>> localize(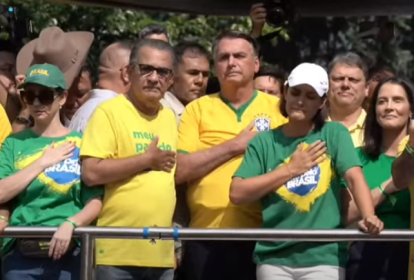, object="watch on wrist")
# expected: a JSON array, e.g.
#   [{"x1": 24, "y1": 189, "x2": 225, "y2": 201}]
[{"x1": 15, "y1": 116, "x2": 32, "y2": 126}]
